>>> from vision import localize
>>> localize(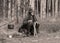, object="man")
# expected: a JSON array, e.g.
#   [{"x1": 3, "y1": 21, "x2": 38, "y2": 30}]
[{"x1": 18, "y1": 6, "x2": 39, "y2": 36}]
